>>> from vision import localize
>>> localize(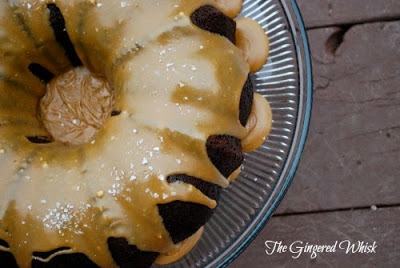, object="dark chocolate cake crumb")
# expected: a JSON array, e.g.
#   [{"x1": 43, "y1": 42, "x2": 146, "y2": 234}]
[
  {"x1": 28, "y1": 63, "x2": 54, "y2": 84},
  {"x1": 191, "y1": 5, "x2": 237, "y2": 44},
  {"x1": 31, "y1": 252, "x2": 99, "y2": 268},
  {"x1": 47, "y1": 4, "x2": 83, "y2": 67},
  {"x1": 167, "y1": 174, "x2": 221, "y2": 201},
  {"x1": 239, "y1": 75, "x2": 254, "y2": 126},
  {"x1": 0, "y1": 251, "x2": 18, "y2": 268},
  {"x1": 206, "y1": 135, "x2": 244, "y2": 178},
  {"x1": 158, "y1": 201, "x2": 214, "y2": 244},
  {"x1": 107, "y1": 237, "x2": 159, "y2": 268}
]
